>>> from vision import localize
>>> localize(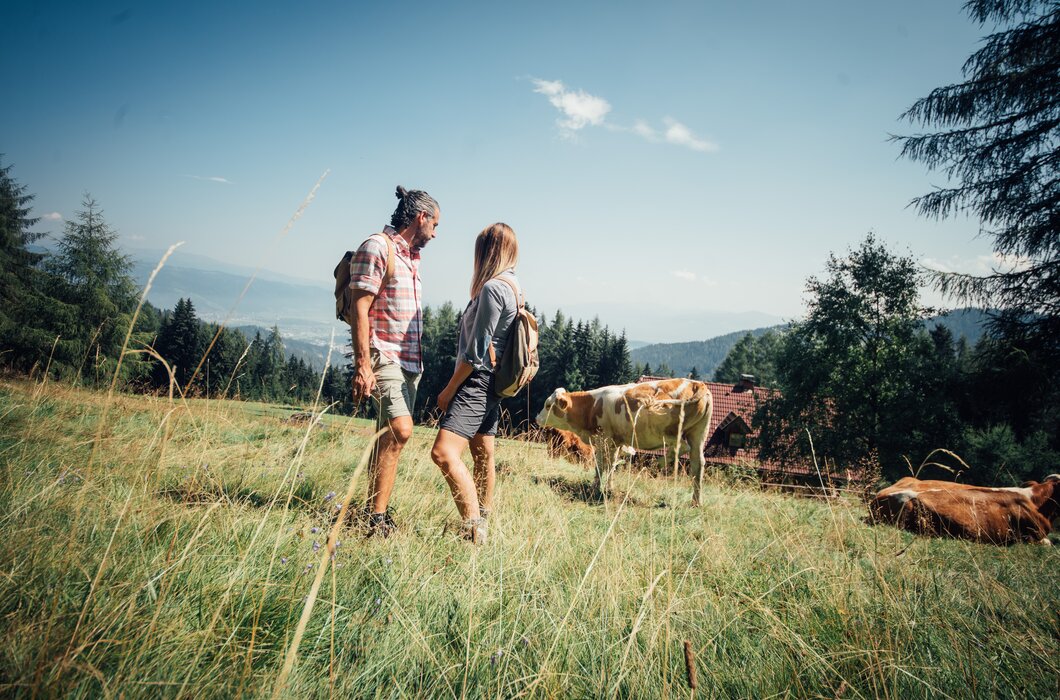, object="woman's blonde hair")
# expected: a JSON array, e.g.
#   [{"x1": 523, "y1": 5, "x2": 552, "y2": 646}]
[{"x1": 470, "y1": 223, "x2": 519, "y2": 298}]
